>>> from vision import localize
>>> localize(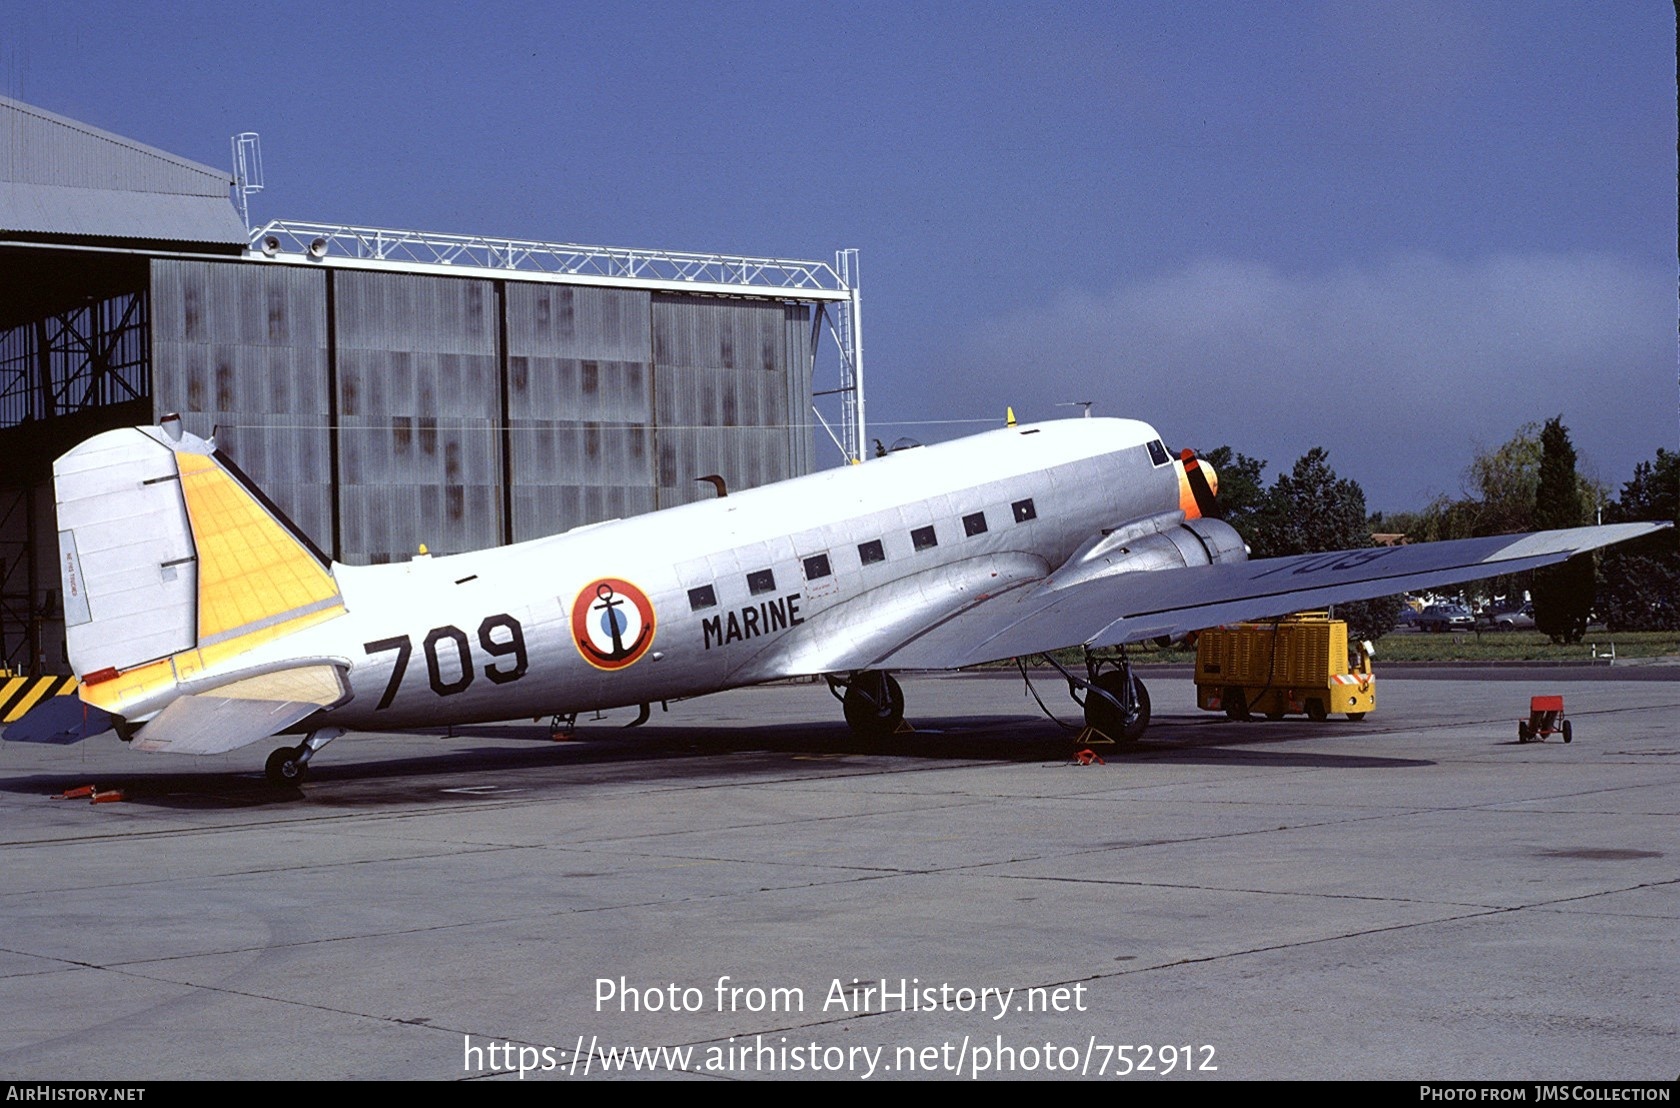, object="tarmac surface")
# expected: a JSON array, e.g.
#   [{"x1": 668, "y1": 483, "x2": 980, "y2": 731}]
[{"x1": 1, "y1": 666, "x2": 1675, "y2": 1081}]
